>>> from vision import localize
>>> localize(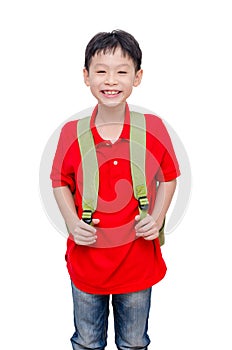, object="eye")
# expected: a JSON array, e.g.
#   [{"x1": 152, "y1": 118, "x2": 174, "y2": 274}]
[
  {"x1": 118, "y1": 71, "x2": 127, "y2": 74},
  {"x1": 97, "y1": 70, "x2": 106, "y2": 74}
]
